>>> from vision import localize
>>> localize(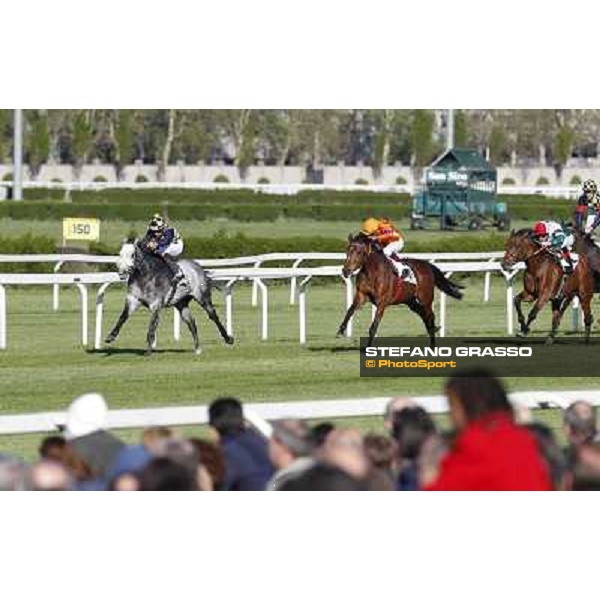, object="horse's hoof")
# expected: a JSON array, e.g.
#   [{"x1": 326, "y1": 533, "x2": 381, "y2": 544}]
[
  {"x1": 336, "y1": 329, "x2": 345, "y2": 338},
  {"x1": 516, "y1": 329, "x2": 528, "y2": 338},
  {"x1": 225, "y1": 336, "x2": 234, "y2": 345},
  {"x1": 105, "y1": 335, "x2": 115, "y2": 344},
  {"x1": 545, "y1": 336, "x2": 555, "y2": 346},
  {"x1": 194, "y1": 348, "x2": 203, "y2": 356},
  {"x1": 144, "y1": 349, "x2": 153, "y2": 356},
  {"x1": 434, "y1": 326, "x2": 441, "y2": 334}
]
